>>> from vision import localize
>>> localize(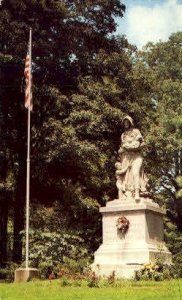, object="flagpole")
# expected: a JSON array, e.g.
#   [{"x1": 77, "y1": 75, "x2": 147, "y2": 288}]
[{"x1": 25, "y1": 28, "x2": 32, "y2": 269}]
